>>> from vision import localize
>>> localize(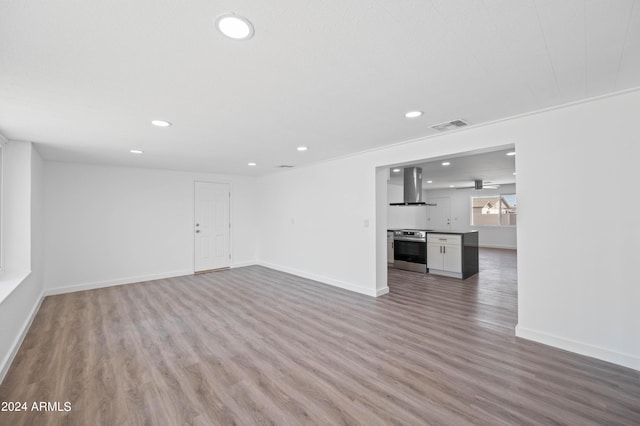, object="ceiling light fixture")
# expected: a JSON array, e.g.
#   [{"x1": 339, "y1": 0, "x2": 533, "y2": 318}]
[
  {"x1": 449, "y1": 185, "x2": 455, "y2": 188},
  {"x1": 442, "y1": 162, "x2": 451, "y2": 166},
  {"x1": 151, "y1": 120, "x2": 172, "y2": 127},
  {"x1": 215, "y1": 13, "x2": 255, "y2": 40},
  {"x1": 392, "y1": 168, "x2": 401, "y2": 172},
  {"x1": 506, "y1": 151, "x2": 516, "y2": 156},
  {"x1": 130, "y1": 150, "x2": 144, "y2": 154},
  {"x1": 405, "y1": 111, "x2": 423, "y2": 118},
  {"x1": 248, "y1": 162, "x2": 257, "y2": 166},
  {"x1": 297, "y1": 146, "x2": 308, "y2": 151},
  {"x1": 427, "y1": 180, "x2": 433, "y2": 184}
]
